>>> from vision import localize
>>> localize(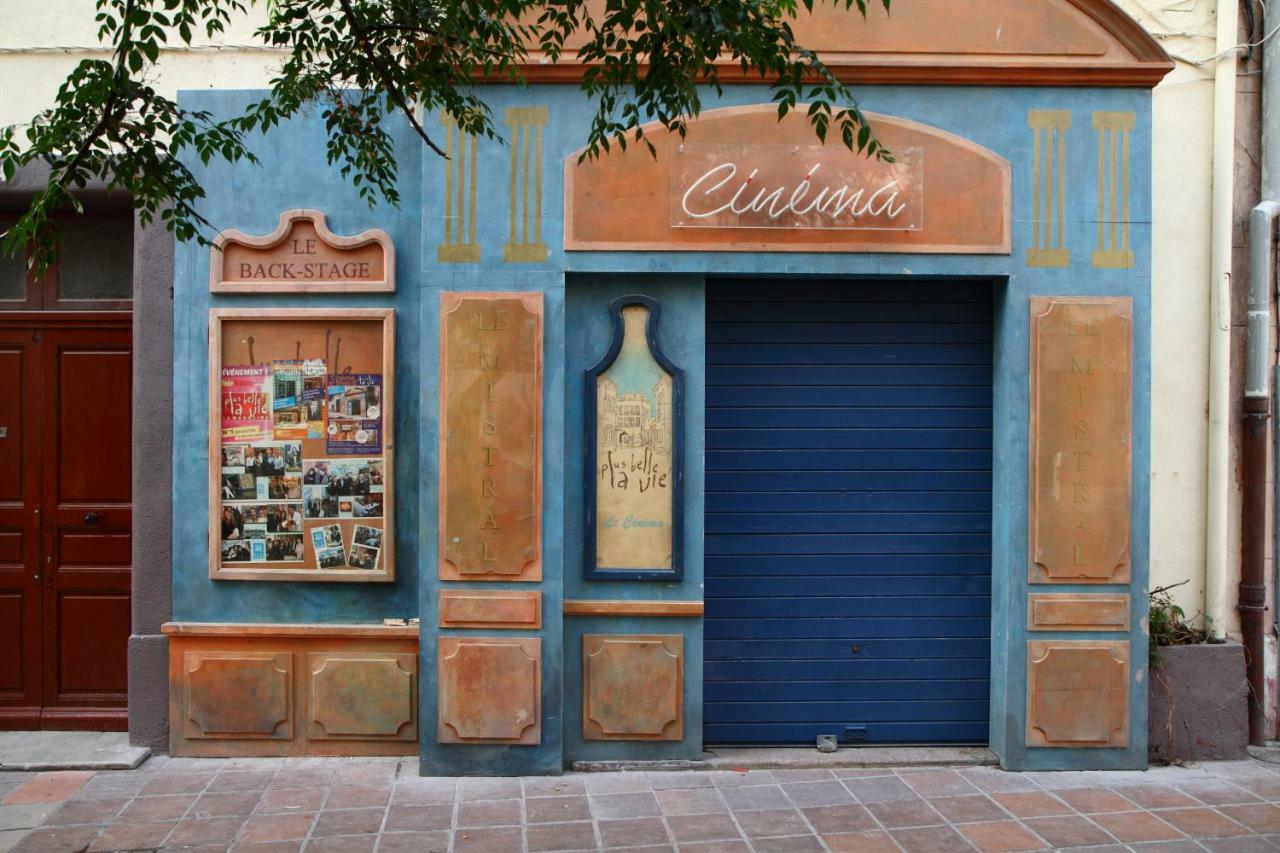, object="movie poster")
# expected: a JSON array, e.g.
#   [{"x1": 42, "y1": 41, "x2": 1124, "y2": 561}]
[
  {"x1": 326, "y1": 373, "x2": 383, "y2": 454},
  {"x1": 221, "y1": 365, "x2": 272, "y2": 443}
]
